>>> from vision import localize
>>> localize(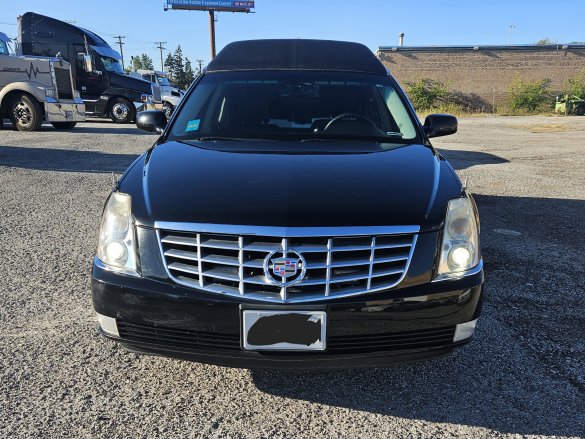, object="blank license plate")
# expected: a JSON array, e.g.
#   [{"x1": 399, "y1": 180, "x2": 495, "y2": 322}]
[{"x1": 242, "y1": 310, "x2": 326, "y2": 351}]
